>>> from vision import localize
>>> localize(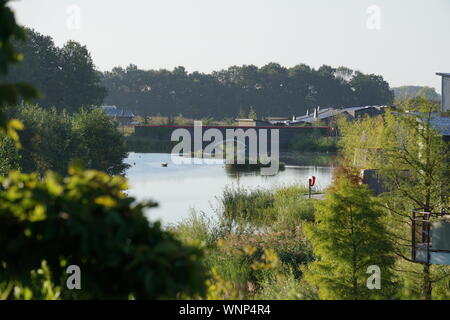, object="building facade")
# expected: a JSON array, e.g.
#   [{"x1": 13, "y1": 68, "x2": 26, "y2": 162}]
[{"x1": 437, "y1": 73, "x2": 450, "y2": 112}]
